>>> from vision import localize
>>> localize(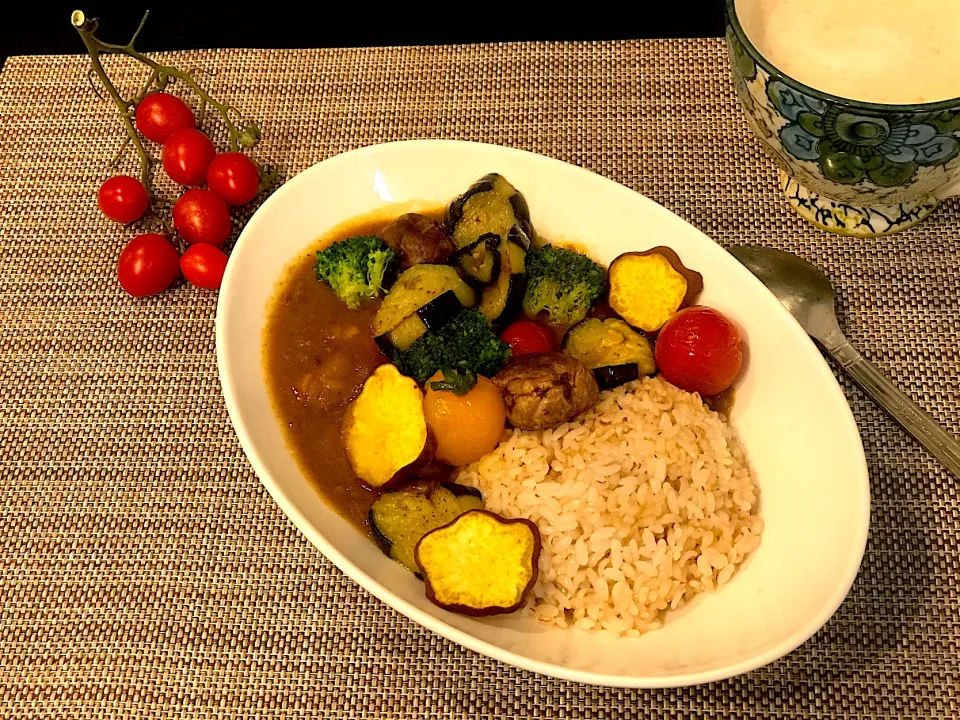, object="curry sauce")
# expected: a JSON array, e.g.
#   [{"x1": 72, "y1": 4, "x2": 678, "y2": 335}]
[{"x1": 263, "y1": 216, "x2": 397, "y2": 530}]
